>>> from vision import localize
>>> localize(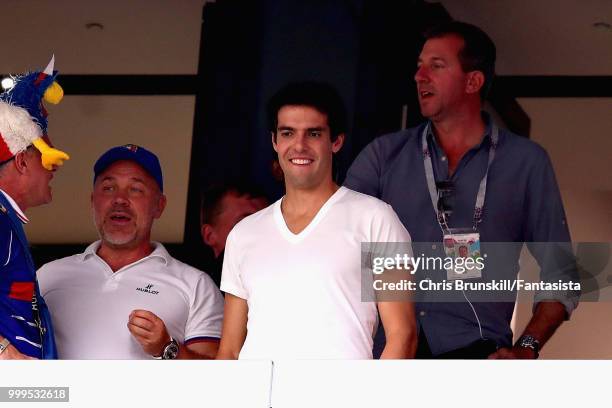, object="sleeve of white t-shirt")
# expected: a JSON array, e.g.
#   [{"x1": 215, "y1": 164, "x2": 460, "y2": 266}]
[
  {"x1": 366, "y1": 202, "x2": 414, "y2": 269},
  {"x1": 185, "y1": 272, "x2": 224, "y2": 342},
  {"x1": 36, "y1": 263, "x2": 49, "y2": 297},
  {"x1": 371, "y1": 202, "x2": 412, "y2": 243},
  {"x1": 219, "y1": 229, "x2": 248, "y2": 299}
]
